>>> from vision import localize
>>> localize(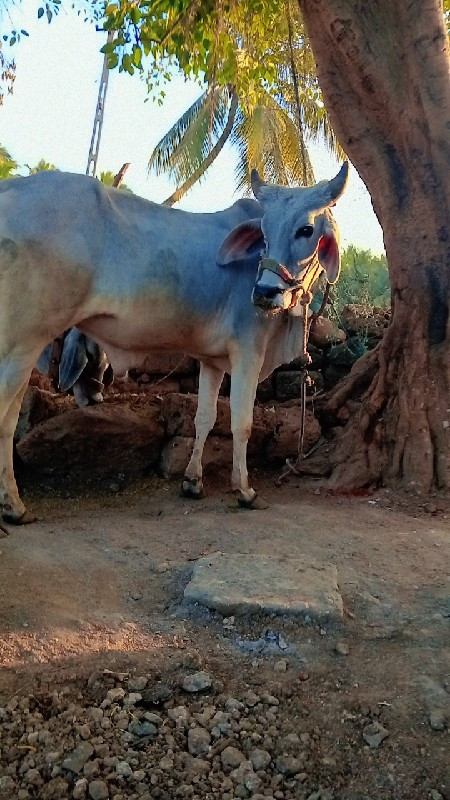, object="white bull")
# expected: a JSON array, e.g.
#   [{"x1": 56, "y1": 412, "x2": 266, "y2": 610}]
[{"x1": 0, "y1": 163, "x2": 348, "y2": 524}]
